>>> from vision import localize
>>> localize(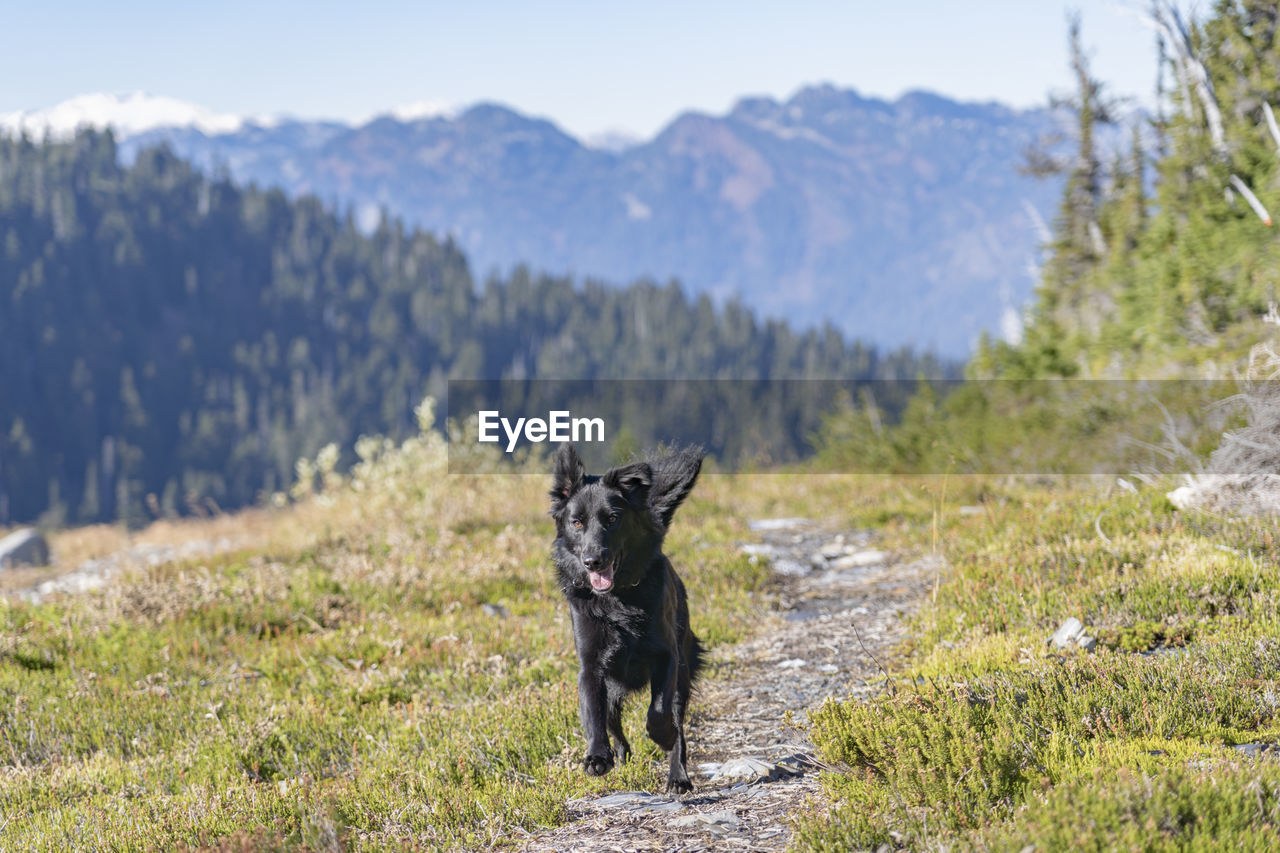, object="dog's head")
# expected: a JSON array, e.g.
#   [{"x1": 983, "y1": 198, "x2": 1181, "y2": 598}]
[{"x1": 550, "y1": 444, "x2": 702, "y2": 594}]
